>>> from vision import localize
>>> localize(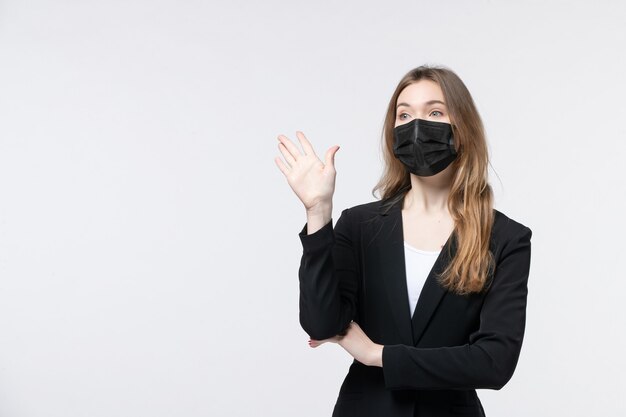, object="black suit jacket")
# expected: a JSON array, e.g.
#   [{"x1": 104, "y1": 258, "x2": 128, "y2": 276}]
[{"x1": 297, "y1": 196, "x2": 532, "y2": 417}]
